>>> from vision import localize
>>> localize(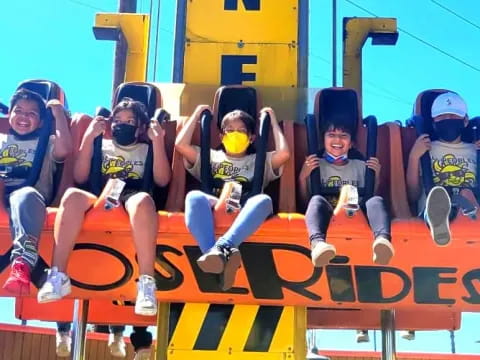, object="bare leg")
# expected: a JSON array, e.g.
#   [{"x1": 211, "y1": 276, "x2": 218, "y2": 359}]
[
  {"x1": 52, "y1": 188, "x2": 97, "y2": 272},
  {"x1": 125, "y1": 192, "x2": 157, "y2": 276}
]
